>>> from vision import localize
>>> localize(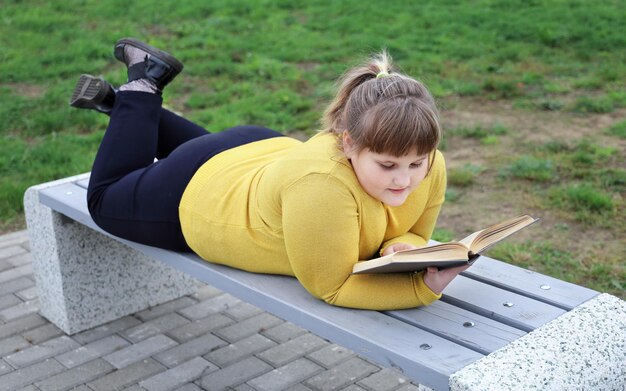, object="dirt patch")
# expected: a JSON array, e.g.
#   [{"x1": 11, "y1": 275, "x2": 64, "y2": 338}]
[
  {"x1": 435, "y1": 97, "x2": 625, "y2": 272},
  {"x1": 5, "y1": 83, "x2": 47, "y2": 99}
]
